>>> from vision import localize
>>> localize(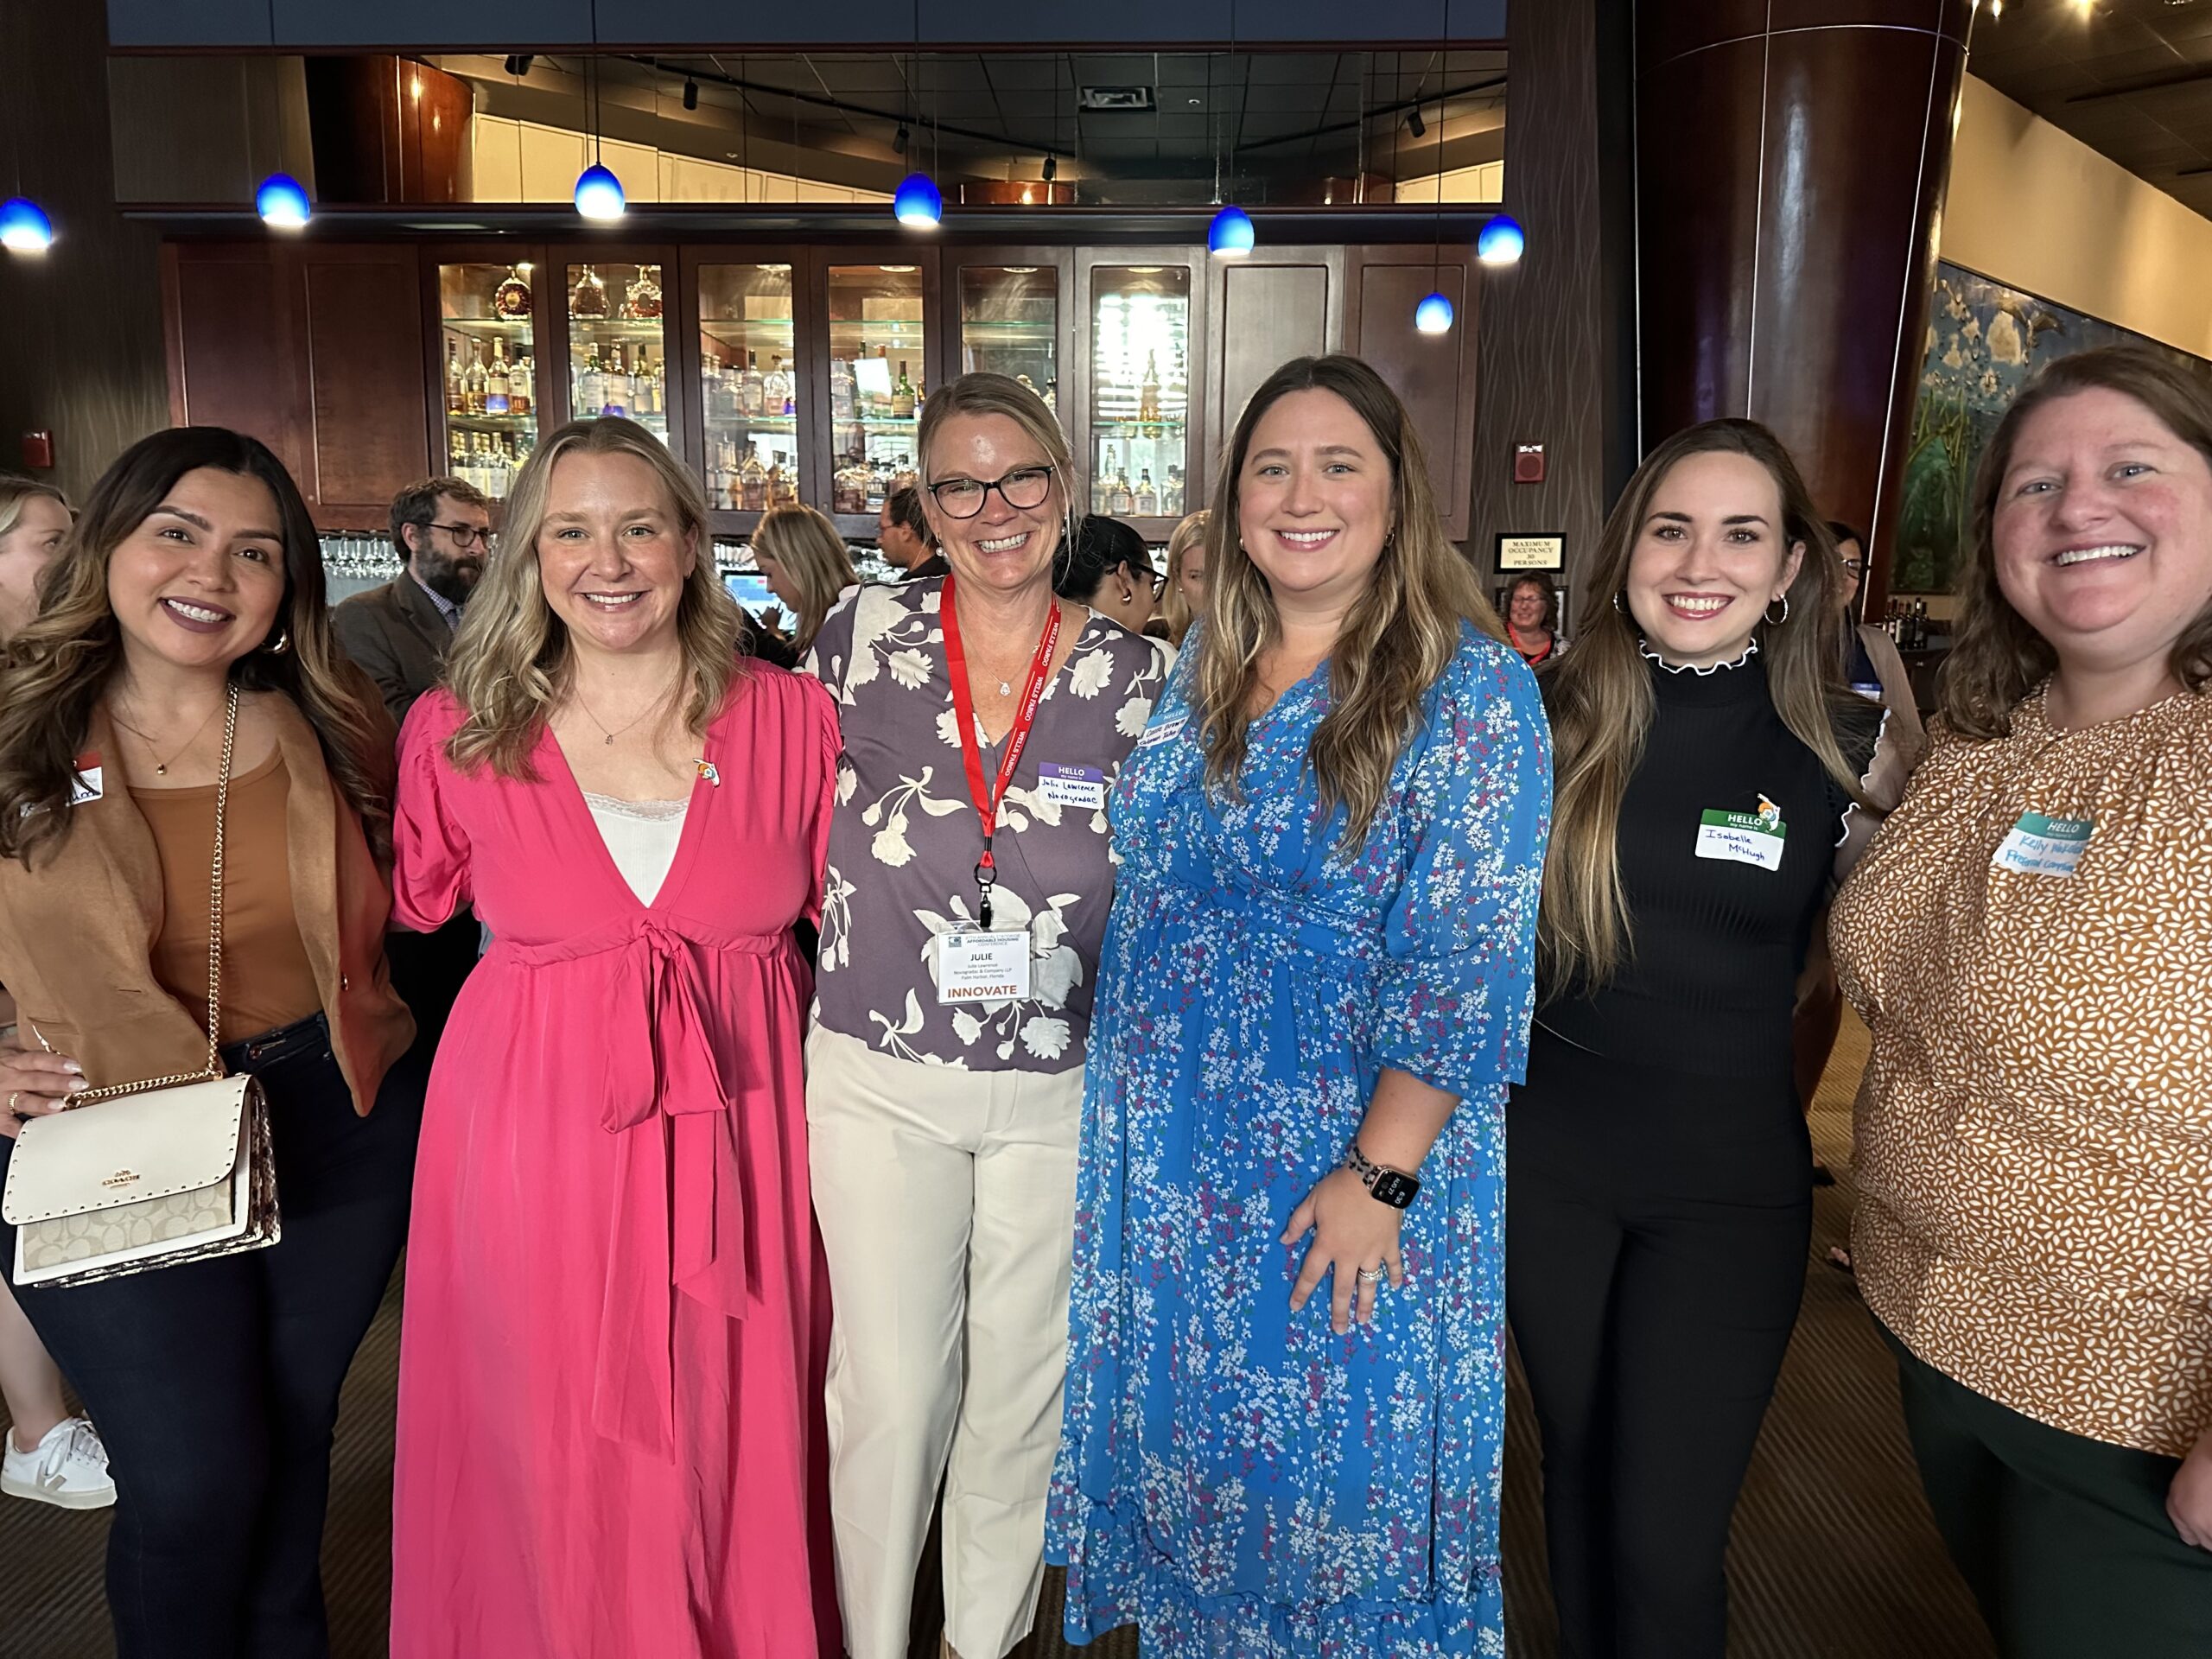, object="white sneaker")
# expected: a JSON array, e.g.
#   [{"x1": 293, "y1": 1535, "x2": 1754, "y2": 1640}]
[{"x1": 2, "y1": 1416, "x2": 117, "y2": 1510}]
